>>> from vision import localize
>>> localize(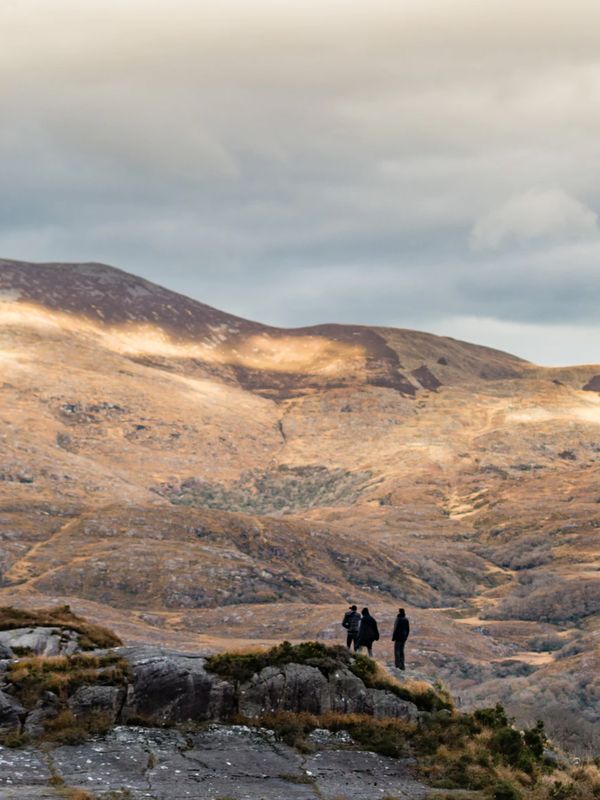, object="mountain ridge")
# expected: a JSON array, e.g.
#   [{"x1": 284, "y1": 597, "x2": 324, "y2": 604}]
[
  {"x1": 1, "y1": 256, "x2": 530, "y2": 361},
  {"x1": 0, "y1": 257, "x2": 599, "y2": 753}
]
